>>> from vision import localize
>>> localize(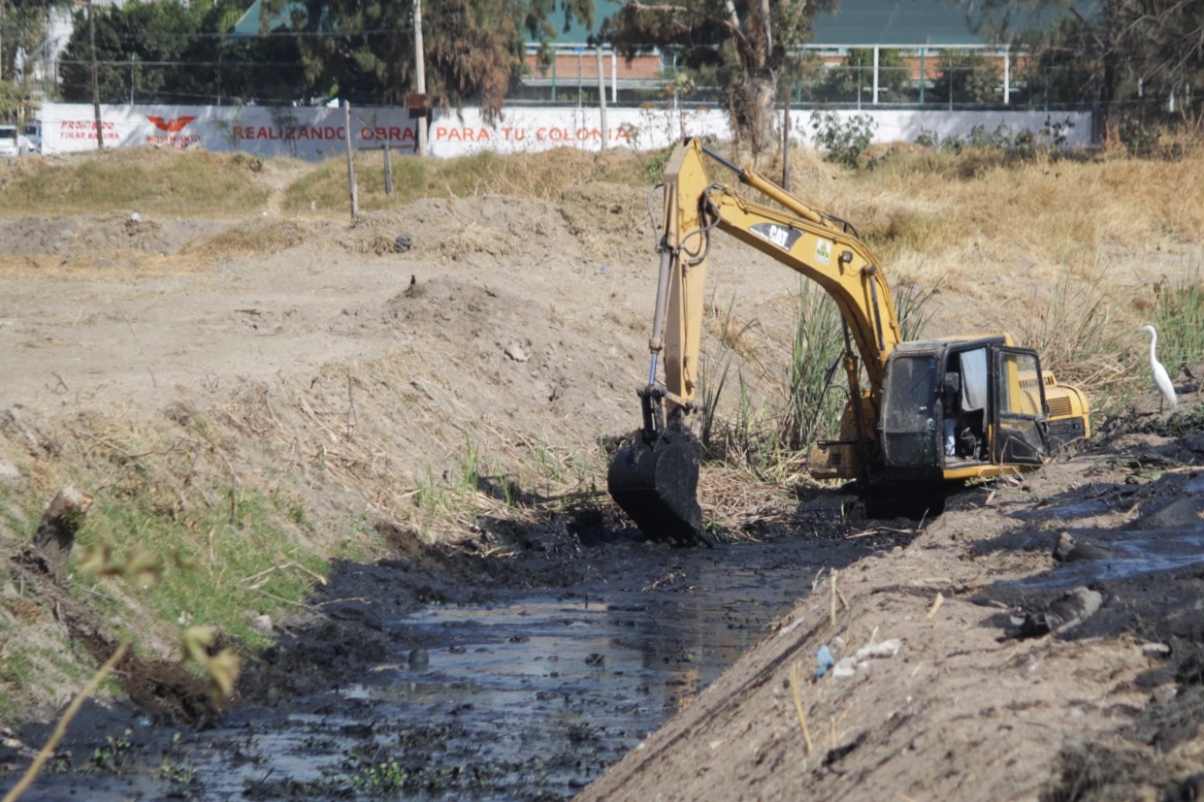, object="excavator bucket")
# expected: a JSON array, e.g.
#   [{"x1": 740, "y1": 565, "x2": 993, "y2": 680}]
[{"x1": 607, "y1": 428, "x2": 707, "y2": 547}]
